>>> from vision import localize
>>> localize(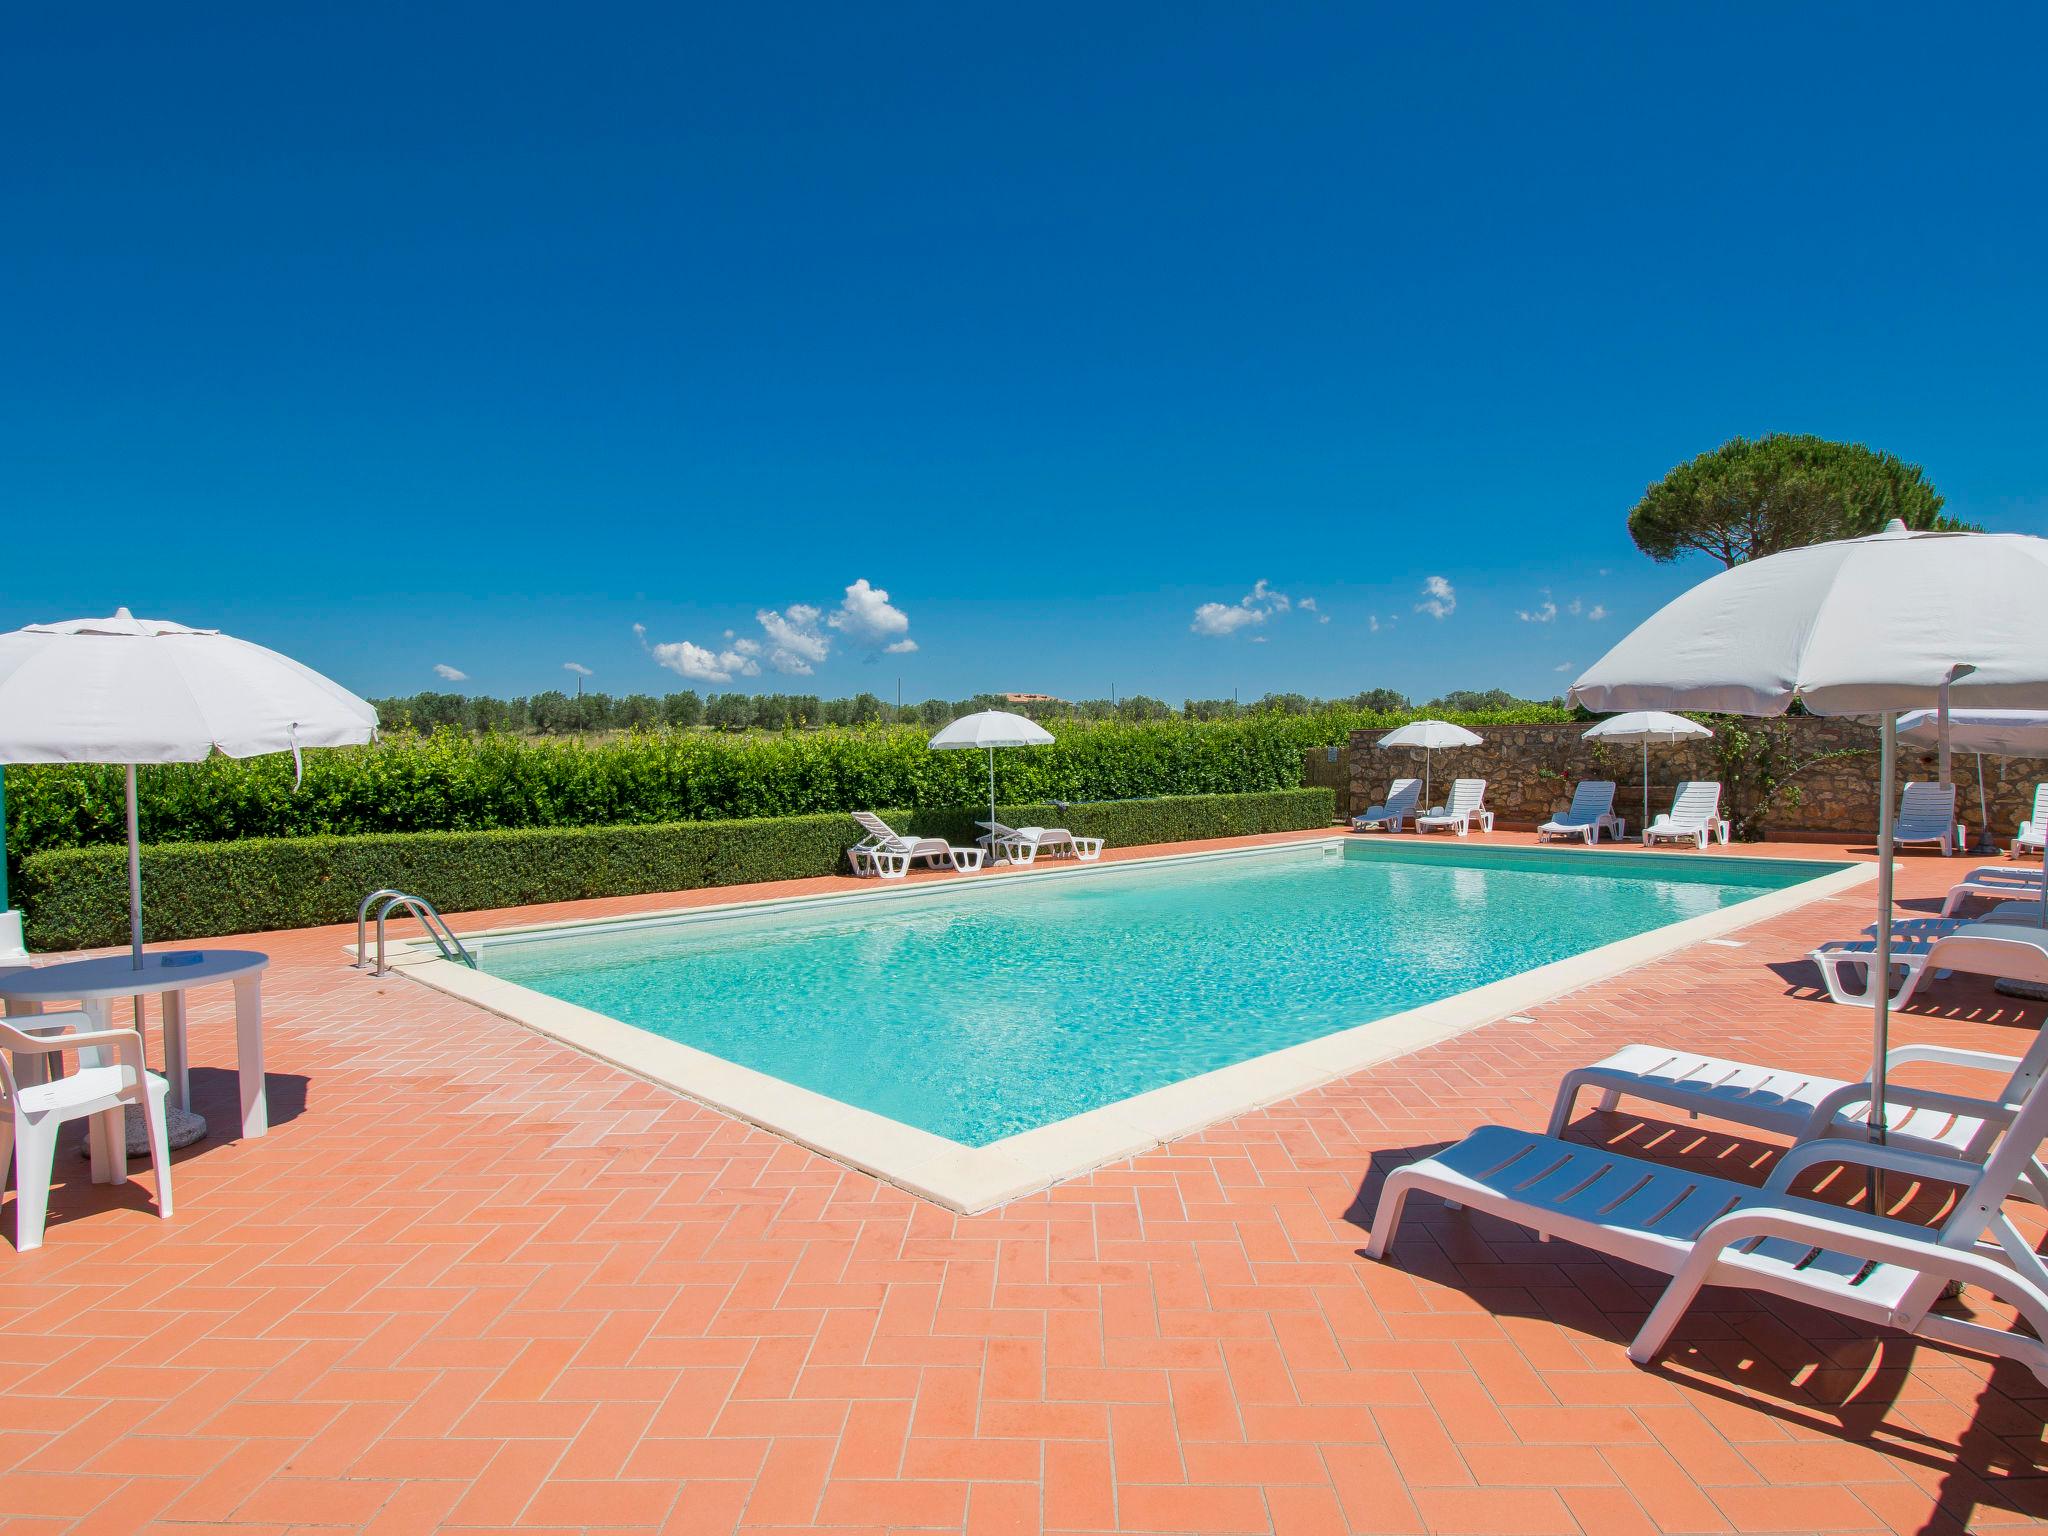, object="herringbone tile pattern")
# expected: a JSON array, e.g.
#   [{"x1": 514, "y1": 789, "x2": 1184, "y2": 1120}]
[{"x1": 2, "y1": 832, "x2": 2044, "y2": 1532}]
